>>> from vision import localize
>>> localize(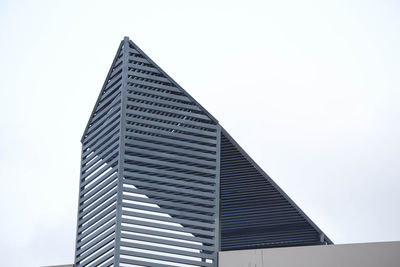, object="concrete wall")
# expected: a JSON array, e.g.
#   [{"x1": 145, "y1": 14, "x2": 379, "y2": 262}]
[{"x1": 219, "y1": 241, "x2": 400, "y2": 267}]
